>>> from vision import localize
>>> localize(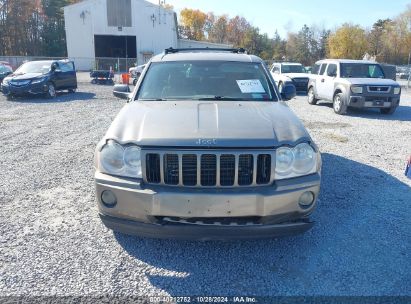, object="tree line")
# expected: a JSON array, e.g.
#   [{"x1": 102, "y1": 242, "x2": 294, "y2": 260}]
[
  {"x1": 0, "y1": 0, "x2": 80, "y2": 57},
  {"x1": 179, "y1": 5, "x2": 411, "y2": 65},
  {"x1": 1, "y1": 1, "x2": 410, "y2": 66}
]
